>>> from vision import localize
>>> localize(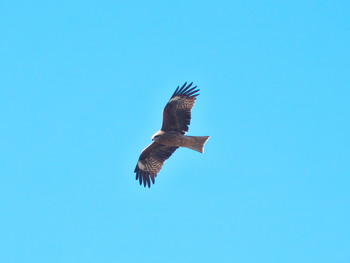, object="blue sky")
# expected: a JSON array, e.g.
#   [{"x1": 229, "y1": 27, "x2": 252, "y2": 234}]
[{"x1": 1, "y1": 1, "x2": 349, "y2": 262}]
